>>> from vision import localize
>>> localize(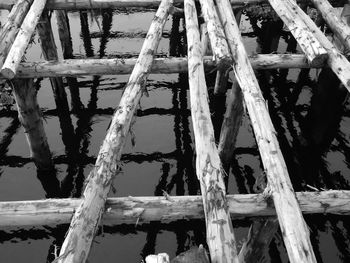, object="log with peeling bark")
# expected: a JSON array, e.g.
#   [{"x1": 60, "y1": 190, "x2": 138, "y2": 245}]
[
  {"x1": 198, "y1": 0, "x2": 231, "y2": 68},
  {"x1": 311, "y1": 0, "x2": 350, "y2": 53},
  {"x1": 0, "y1": 54, "x2": 324, "y2": 79},
  {"x1": 0, "y1": 0, "x2": 34, "y2": 68},
  {"x1": 185, "y1": 0, "x2": 238, "y2": 261},
  {"x1": 2, "y1": 190, "x2": 350, "y2": 227},
  {"x1": 216, "y1": 0, "x2": 317, "y2": 262},
  {"x1": 267, "y1": 0, "x2": 327, "y2": 67},
  {"x1": 281, "y1": 0, "x2": 350, "y2": 93},
  {"x1": 56, "y1": 0, "x2": 172, "y2": 262},
  {"x1": 11, "y1": 79, "x2": 54, "y2": 171},
  {"x1": 1, "y1": 0, "x2": 47, "y2": 79}
]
